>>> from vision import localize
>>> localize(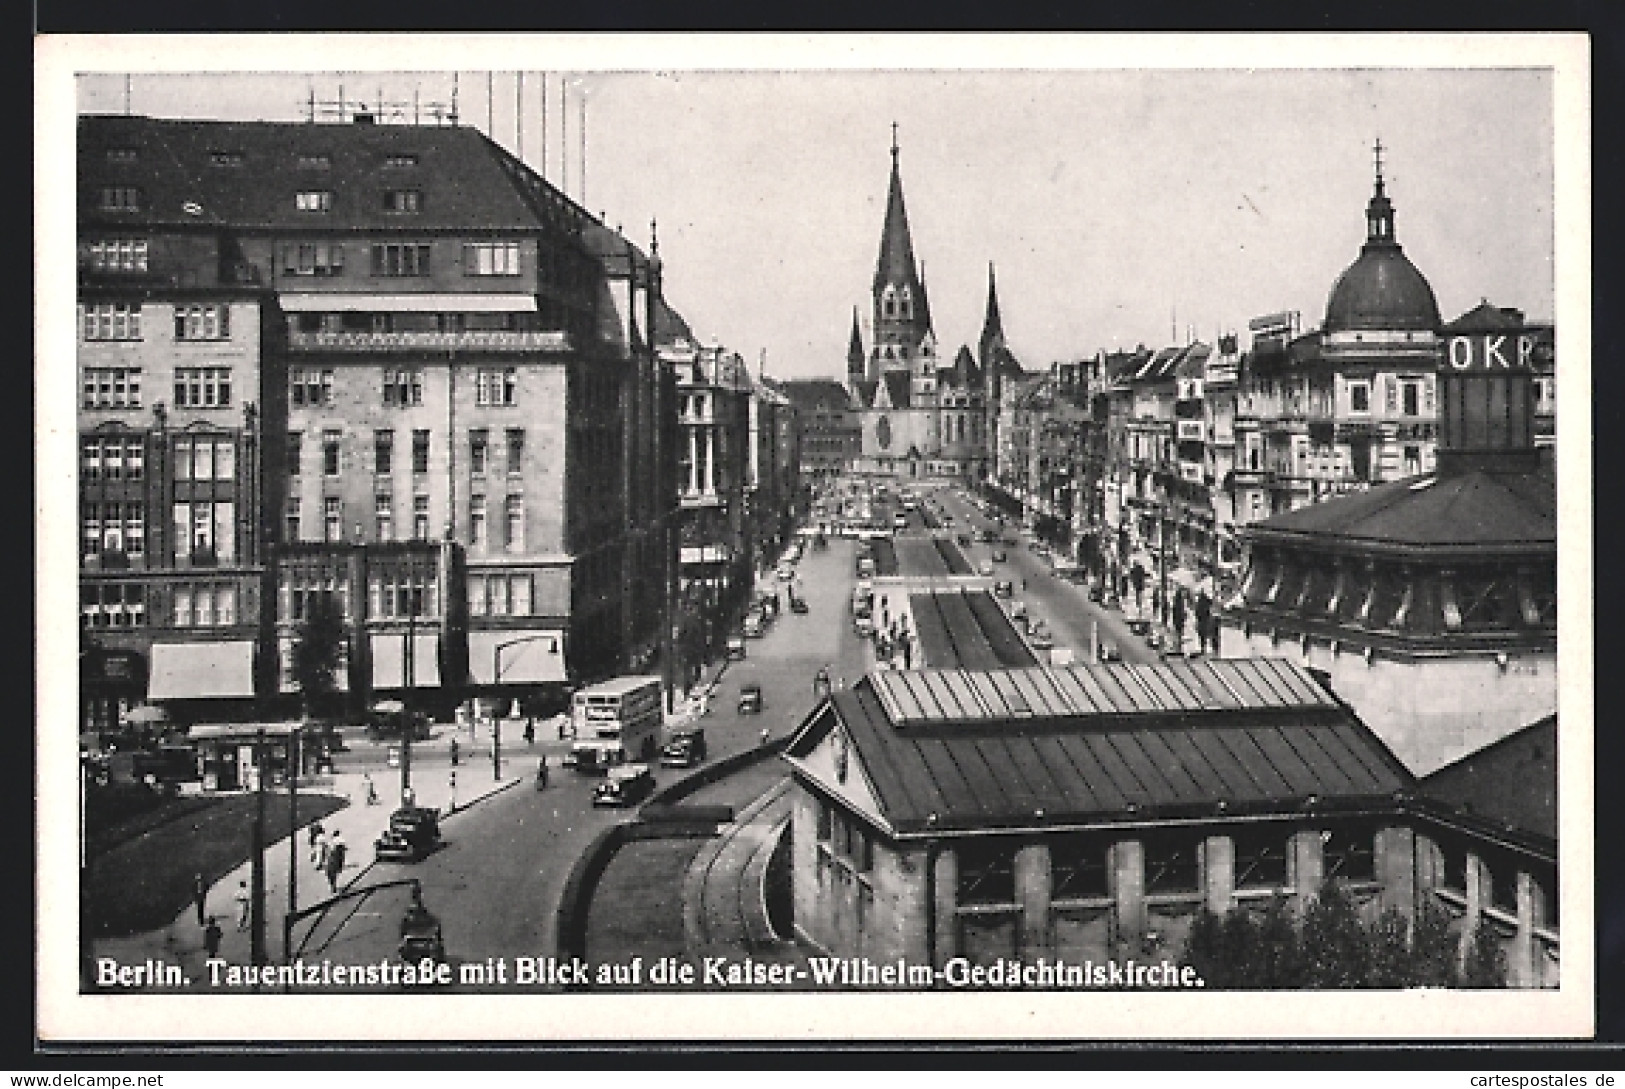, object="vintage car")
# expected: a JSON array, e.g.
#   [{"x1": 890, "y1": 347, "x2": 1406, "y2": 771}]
[
  {"x1": 737, "y1": 683, "x2": 764, "y2": 714},
  {"x1": 993, "y1": 580, "x2": 1015, "y2": 598},
  {"x1": 742, "y1": 615, "x2": 766, "y2": 639},
  {"x1": 592, "y1": 764, "x2": 656, "y2": 808},
  {"x1": 364, "y1": 704, "x2": 433, "y2": 743},
  {"x1": 789, "y1": 595, "x2": 809, "y2": 615},
  {"x1": 374, "y1": 805, "x2": 443, "y2": 863},
  {"x1": 660, "y1": 728, "x2": 708, "y2": 768},
  {"x1": 1028, "y1": 624, "x2": 1055, "y2": 651},
  {"x1": 1097, "y1": 642, "x2": 1124, "y2": 663},
  {"x1": 726, "y1": 635, "x2": 747, "y2": 660}
]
